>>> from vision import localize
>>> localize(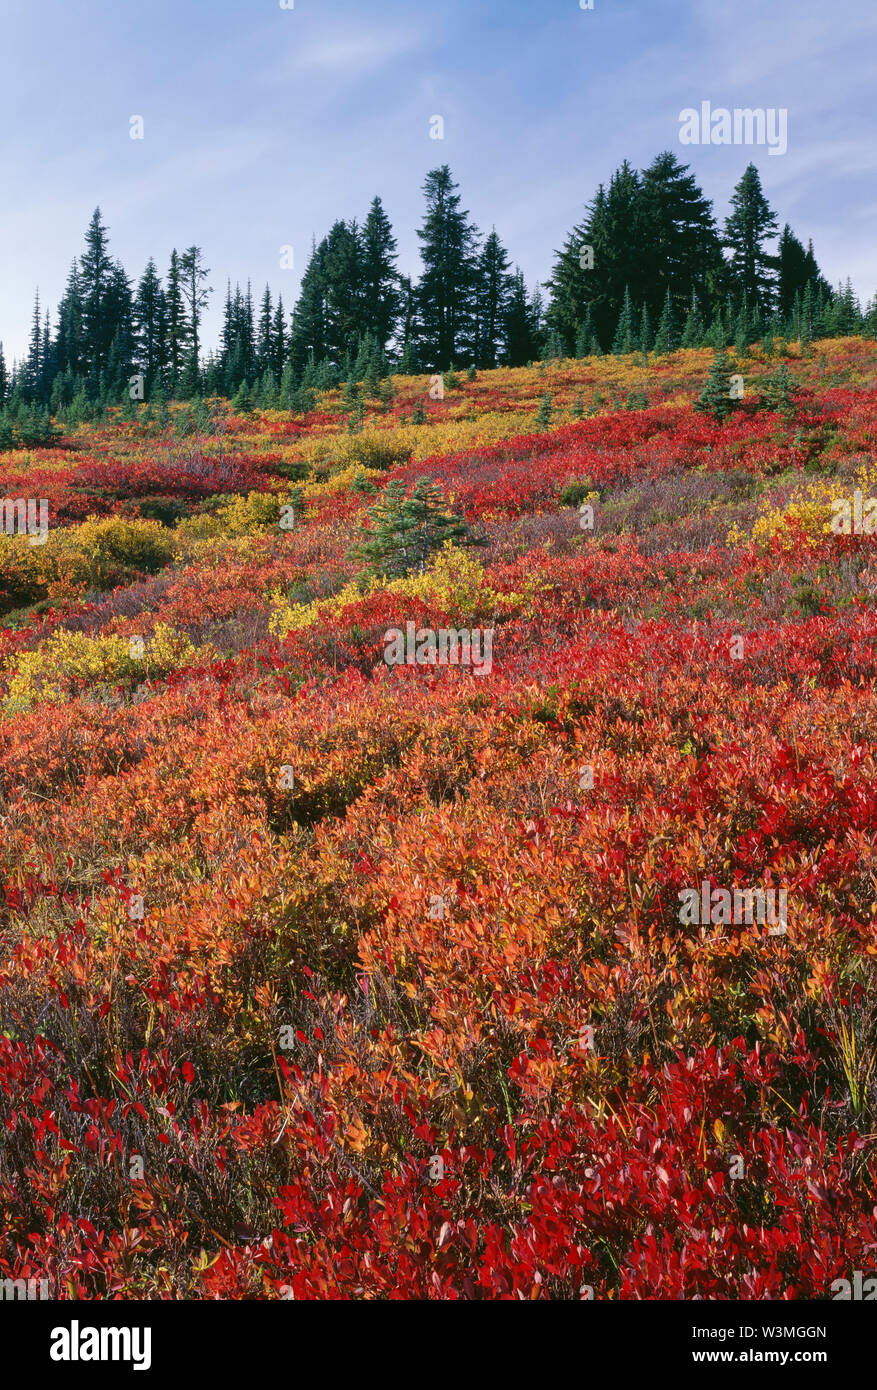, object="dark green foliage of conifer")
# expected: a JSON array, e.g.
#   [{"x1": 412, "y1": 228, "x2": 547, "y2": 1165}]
[{"x1": 350, "y1": 477, "x2": 484, "y2": 579}]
